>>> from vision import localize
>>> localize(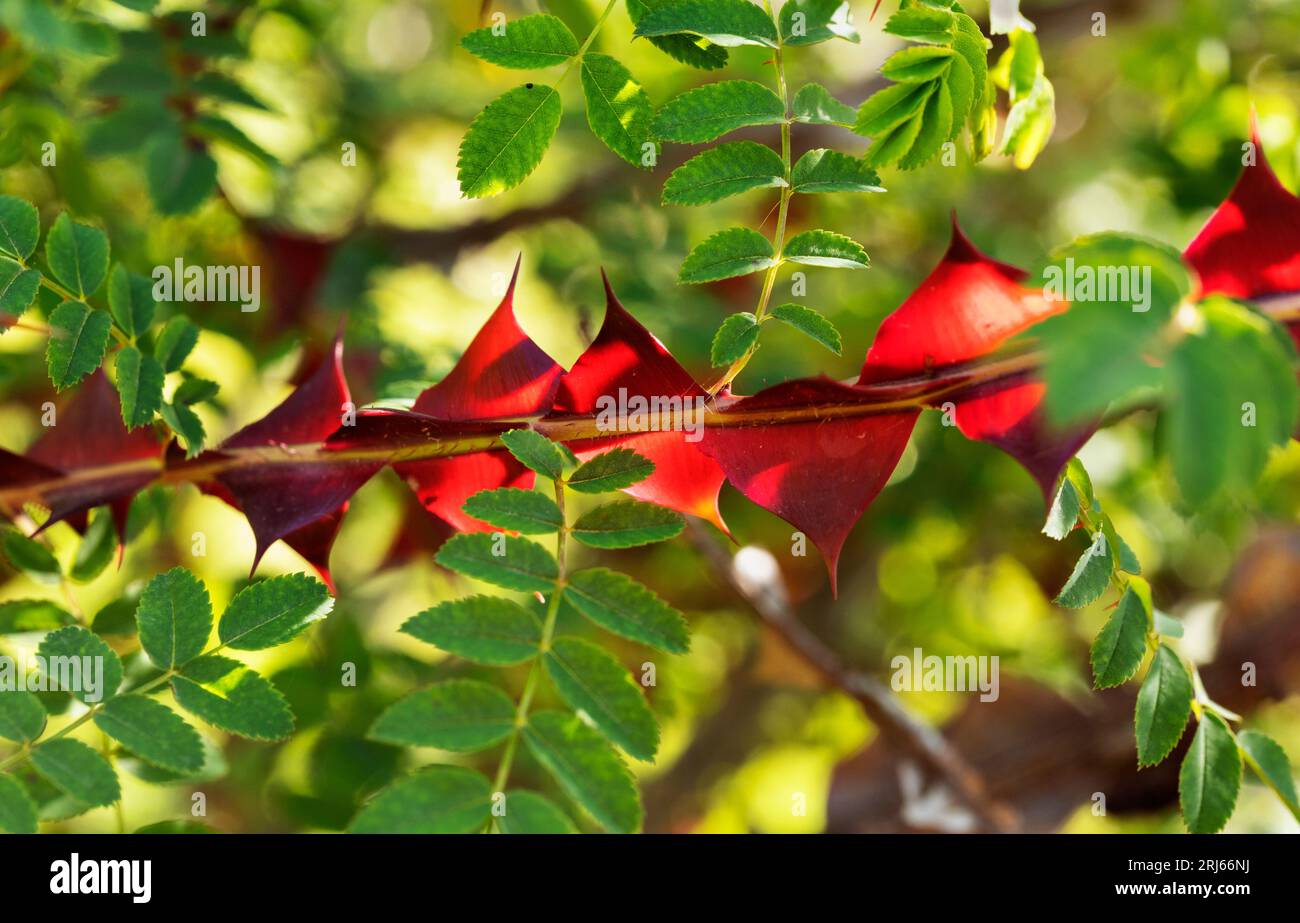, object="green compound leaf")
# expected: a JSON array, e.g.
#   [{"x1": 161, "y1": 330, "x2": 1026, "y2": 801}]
[
  {"x1": 70, "y1": 507, "x2": 115, "y2": 583},
  {"x1": 564, "y1": 567, "x2": 690, "y2": 654},
  {"x1": 45, "y1": 213, "x2": 109, "y2": 297},
  {"x1": 107, "y1": 264, "x2": 157, "y2": 338},
  {"x1": 679, "y1": 227, "x2": 775, "y2": 283},
  {"x1": 500, "y1": 428, "x2": 566, "y2": 481},
  {"x1": 571, "y1": 499, "x2": 685, "y2": 549},
  {"x1": 1179, "y1": 712, "x2": 1242, "y2": 834},
  {"x1": 581, "y1": 53, "x2": 656, "y2": 169},
  {"x1": 770, "y1": 303, "x2": 842, "y2": 354},
  {"x1": 779, "y1": 0, "x2": 859, "y2": 46},
  {"x1": 0, "y1": 690, "x2": 47, "y2": 742},
  {"x1": 791, "y1": 83, "x2": 857, "y2": 127},
  {"x1": 544, "y1": 637, "x2": 659, "y2": 762},
  {"x1": 114, "y1": 345, "x2": 164, "y2": 429},
  {"x1": 401, "y1": 595, "x2": 542, "y2": 666},
  {"x1": 3, "y1": 530, "x2": 61, "y2": 584},
  {"x1": 37, "y1": 625, "x2": 123, "y2": 704},
  {"x1": 1053, "y1": 530, "x2": 1112, "y2": 609},
  {"x1": 0, "y1": 599, "x2": 75, "y2": 634},
  {"x1": 783, "y1": 229, "x2": 870, "y2": 269},
  {"x1": 1164, "y1": 297, "x2": 1299, "y2": 506},
  {"x1": 567, "y1": 448, "x2": 656, "y2": 494},
  {"x1": 523, "y1": 710, "x2": 643, "y2": 833},
  {"x1": 710, "y1": 312, "x2": 760, "y2": 367},
  {"x1": 153, "y1": 314, "x2": 198, "y2": 373},
  {"x1": 652, "y1": 80, "x2": 784, "y2": 144},
  {"x1": 0, "y1": 194, "x2": 39, "y2": 260},
  {"x1": 46, "y1": 302, "x2": 111, "y2": 390},
  {"x1": 0, "y1": 258, "x2": 41, "y2": 319},
  {"x1": 633, "y1": 0, "x2": 778, "y2": 48},
  {"x1": 434, "y1": 533, "x2": 558, "y2": 593},
  {"x1": 626, "y1": 0, "x2": 728, "y2": 71},
  {"x1": 790, "y1": 149, "x2": 883, "y2": 195},
  {"x1": 882, "y1": 45, "x2": 955, "y2": 82},
  {"x1": 662, "y1": 141, "x2": 786, "y2": 206},
  {"x1": 93, "y1": 694, "x2": 204, "y2": 774},
  {"x1": 458, "y1": 84, "x2": 562, "y2": 199},
  {"x1": 136, "y1": 566, "x2": 213, "y2": 670},
  {"x1": 1091, "y1": 584, "x2": 1150, "y2": 689},
  {"x1": 170, "y1": 655, "x2": 295, "y2": 741},
  {"x1": 368, "y1": 680, "x2": 517, "y2": 752},
  {"x1": 460, "y1": 14, "x2": 578, "y2": 68},
  {"x1": 350, "y1": 766, "x2": 493, "y2": 834},
  {"x1": 145, "y1": 132, "x2": 218, "y2": 216},
  {"x1": 498, "y1": 790, "x2": 577, "y2": 833},
  {"x1": 218, "y1": 573, "x2": 333, "y2": 651},
  {"x1": 463, "y1": 487, "x2": 563, "y2": 534},
  {"x1": 0, "y1": 774, "x2": 37, "y2": 834},
  {"x1": 1135, "y1": 644, "x2": 1193, "y2": 767},
  {"x1": 1237, "y1": 730, "x2": 1300, "y2": 814},
  {"x1": 30, "y1": 738, "x2": 121, "y2": 808}
]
